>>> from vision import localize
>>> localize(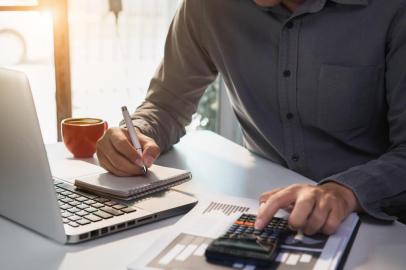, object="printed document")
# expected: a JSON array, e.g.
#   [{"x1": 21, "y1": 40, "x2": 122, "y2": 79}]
[{"x1": 128, "y1": 194, "x2": 359, "y2": 270}]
